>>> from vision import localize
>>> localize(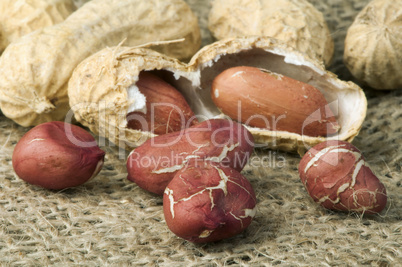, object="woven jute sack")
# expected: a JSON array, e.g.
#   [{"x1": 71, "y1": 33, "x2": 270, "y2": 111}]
[{"x1": 0, "y1": 0, "x2": 401, "y2": 266}]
